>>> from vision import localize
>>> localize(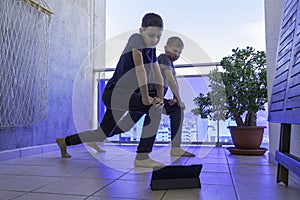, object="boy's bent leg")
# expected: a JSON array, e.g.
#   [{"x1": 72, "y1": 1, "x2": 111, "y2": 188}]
[
  {"x1": 56, "y1": 127, "x2": 108, "y2": 158},
  {"x1": 56, "y1": 138, "x2": 71, "y2": 158},
  {"x1": 100, "y1": 108, "x2": 132, "y2": 137},
  {"x1": 134, "y1": 158, "x2": 165, "y2": 168},
  {"x1": 170, "y1": 147, "x2": 195, "y2": 157},
  {"x1": 86, "y1": 142, "x2": 106, "y2": 153},
  {"x1": 164, "y1": 101, "x2": 195, "y2": 157},
  {"x1": 164, "y1": 100, "x2": 182, "y2": 147},
  {"x1": 57, "y1": 106, "x2": 132, "y2": 158},
  {"x1": 65, "y1": 128, "x2": 107, "y2": 145},
  {"x1": 134, "y1": 107, "x2": 165, "y2": 168}
]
